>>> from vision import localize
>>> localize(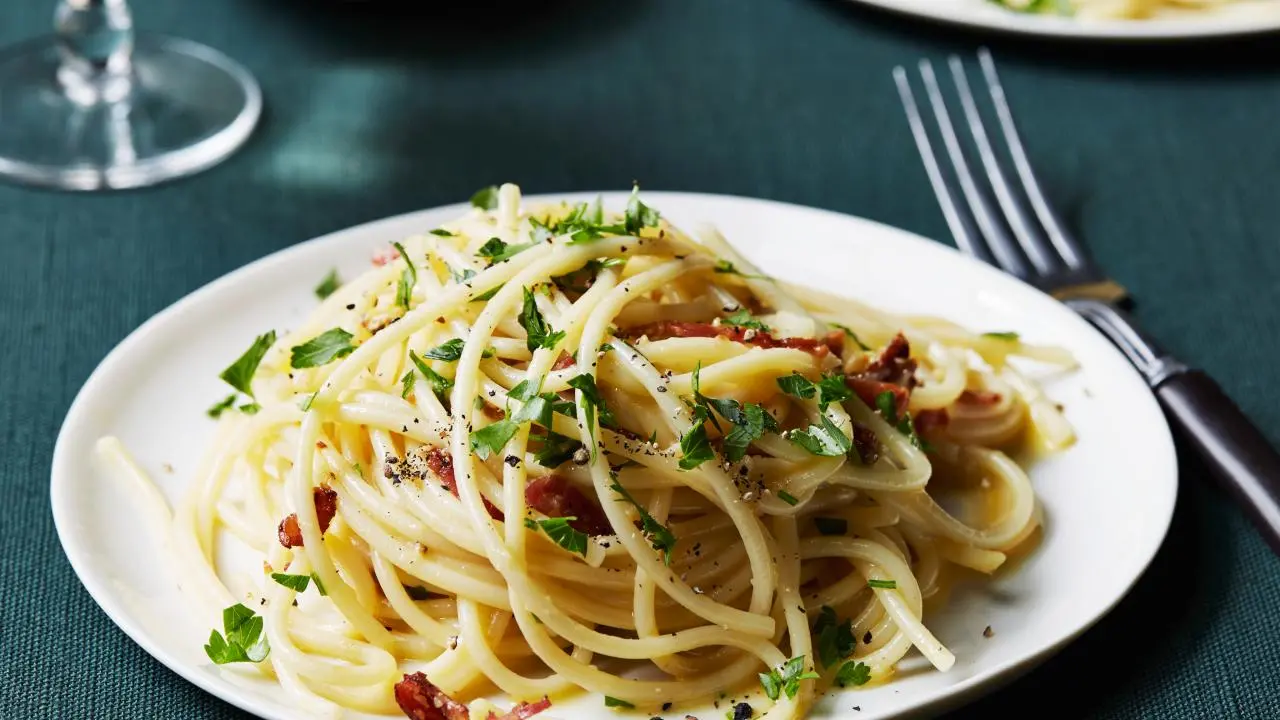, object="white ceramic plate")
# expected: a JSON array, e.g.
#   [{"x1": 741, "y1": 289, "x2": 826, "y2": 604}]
[
  {"x1": 52, "y1": 192, "x2": 1177, "y2": 720},
  {"x1": 847, "y1": 0, "x2": 1280, "y2": 39}
]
